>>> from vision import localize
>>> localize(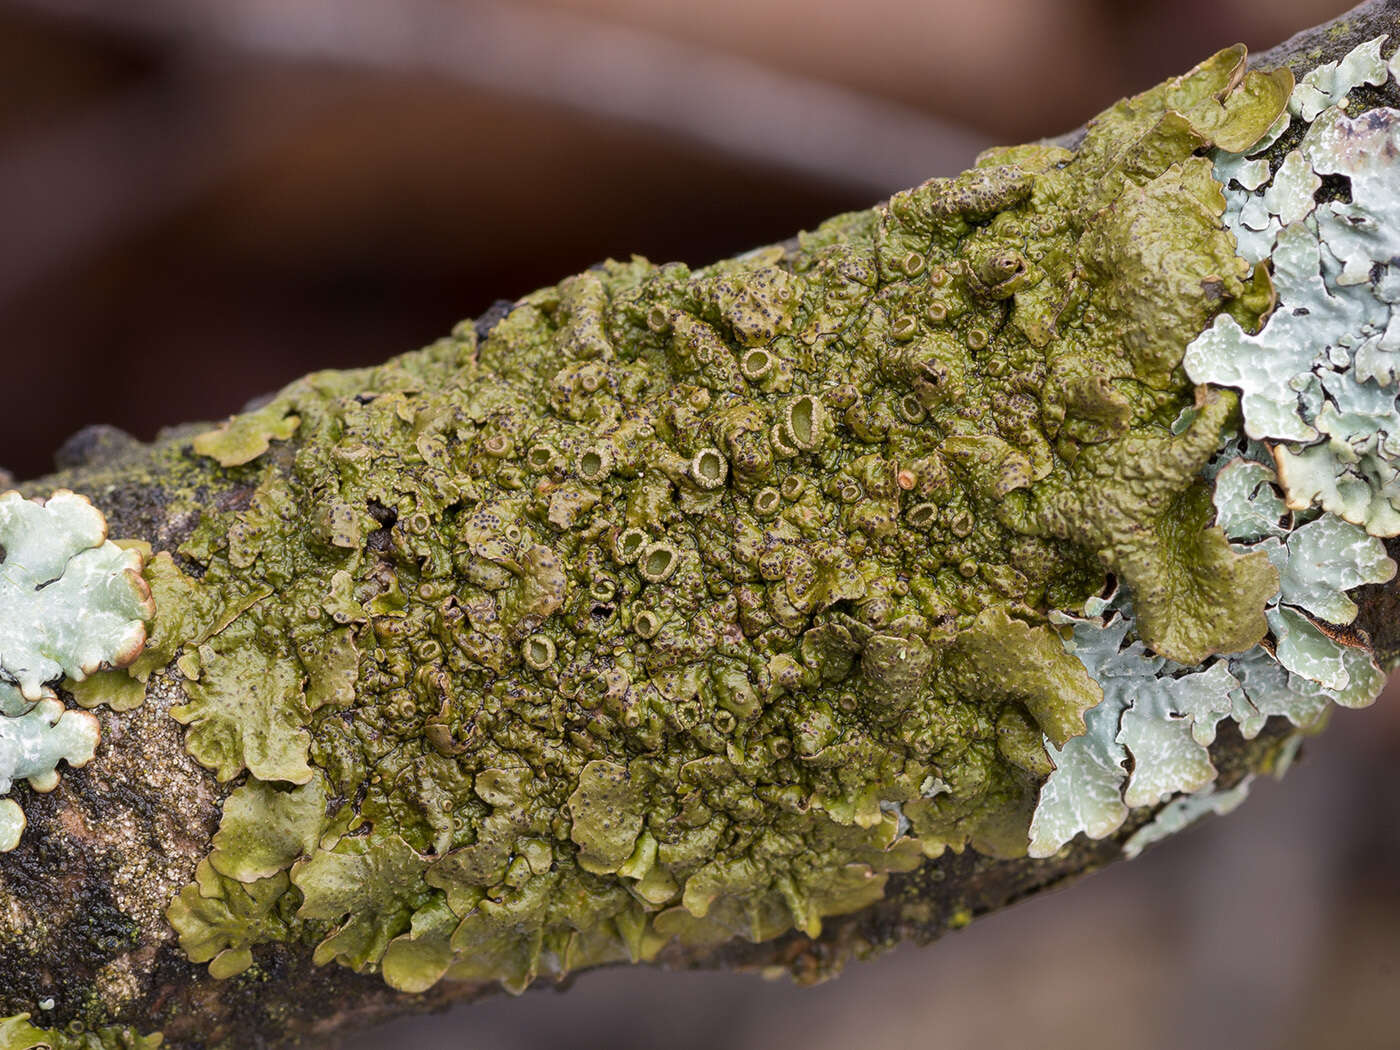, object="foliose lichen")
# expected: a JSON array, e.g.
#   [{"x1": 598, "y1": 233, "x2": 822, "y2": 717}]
[
  {"x1": 1186, "y1": 35, "x2": 1400, "y2": 536},
  {"x1": 0, "y1": 491, "x2": 154, "y2": 851},
  {"x1": 1025, "y1": 36, "x2": 1400, "y2": 862},
  {"x1": 1027, "y1": 434, "x2": 1393, "y2": 857},
  {"x1": 143, "y1": 44, "x2": 1315, "y2": 992},
  {"x1": 1120, "y1": 775, "x2": 1254, "y2": 860}
]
